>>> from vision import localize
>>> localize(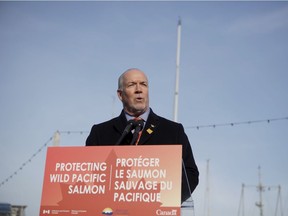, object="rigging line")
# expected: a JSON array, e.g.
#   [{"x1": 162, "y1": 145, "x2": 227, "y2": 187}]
[
  {"x1": 0, "y1": 136, "x2": 53, "y2": 188},
  {"x1": 1, "y1": 116, "x2": 287, "y2": 188},
  {"x1": 186, "y1": 116, "x2": 288, "y2": 130},
  {"x1": 59, "y1": 130, "x2": 89, "y2": 135},
  {"x1": 0, "y1": 131, "x2": 88, "y2": 188}
]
